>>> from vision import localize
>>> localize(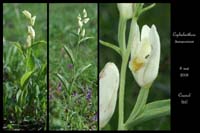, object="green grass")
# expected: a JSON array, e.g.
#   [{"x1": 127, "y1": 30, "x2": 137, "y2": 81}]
[
  {"x1": 3, "y1": 3, "x2": 47, "y2": 131},
  {"x1": 99, "y1": 3, "x2": 170, "y2": 130},
  {"x1": 49, "y1": 4, "x2": 97, "y2": 130}
]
